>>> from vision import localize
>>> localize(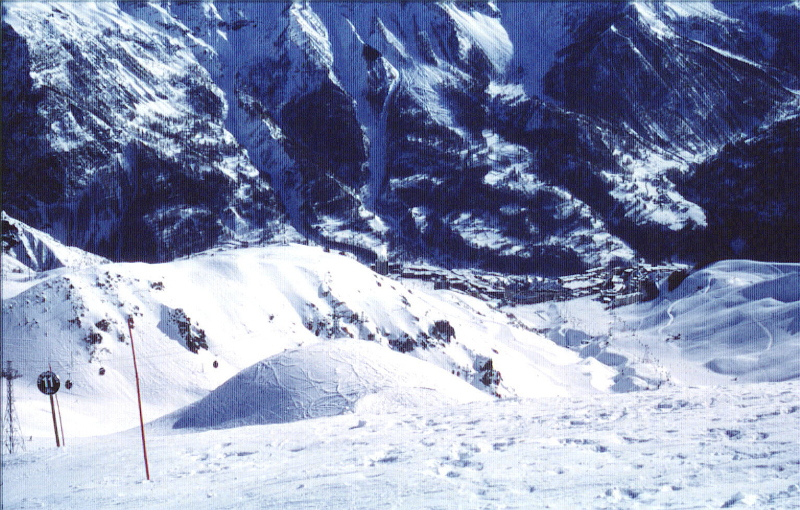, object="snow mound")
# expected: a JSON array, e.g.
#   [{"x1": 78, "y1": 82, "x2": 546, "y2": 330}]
[{"x1": 172, "y1": 339, "x2": 490, "y2": 429}]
